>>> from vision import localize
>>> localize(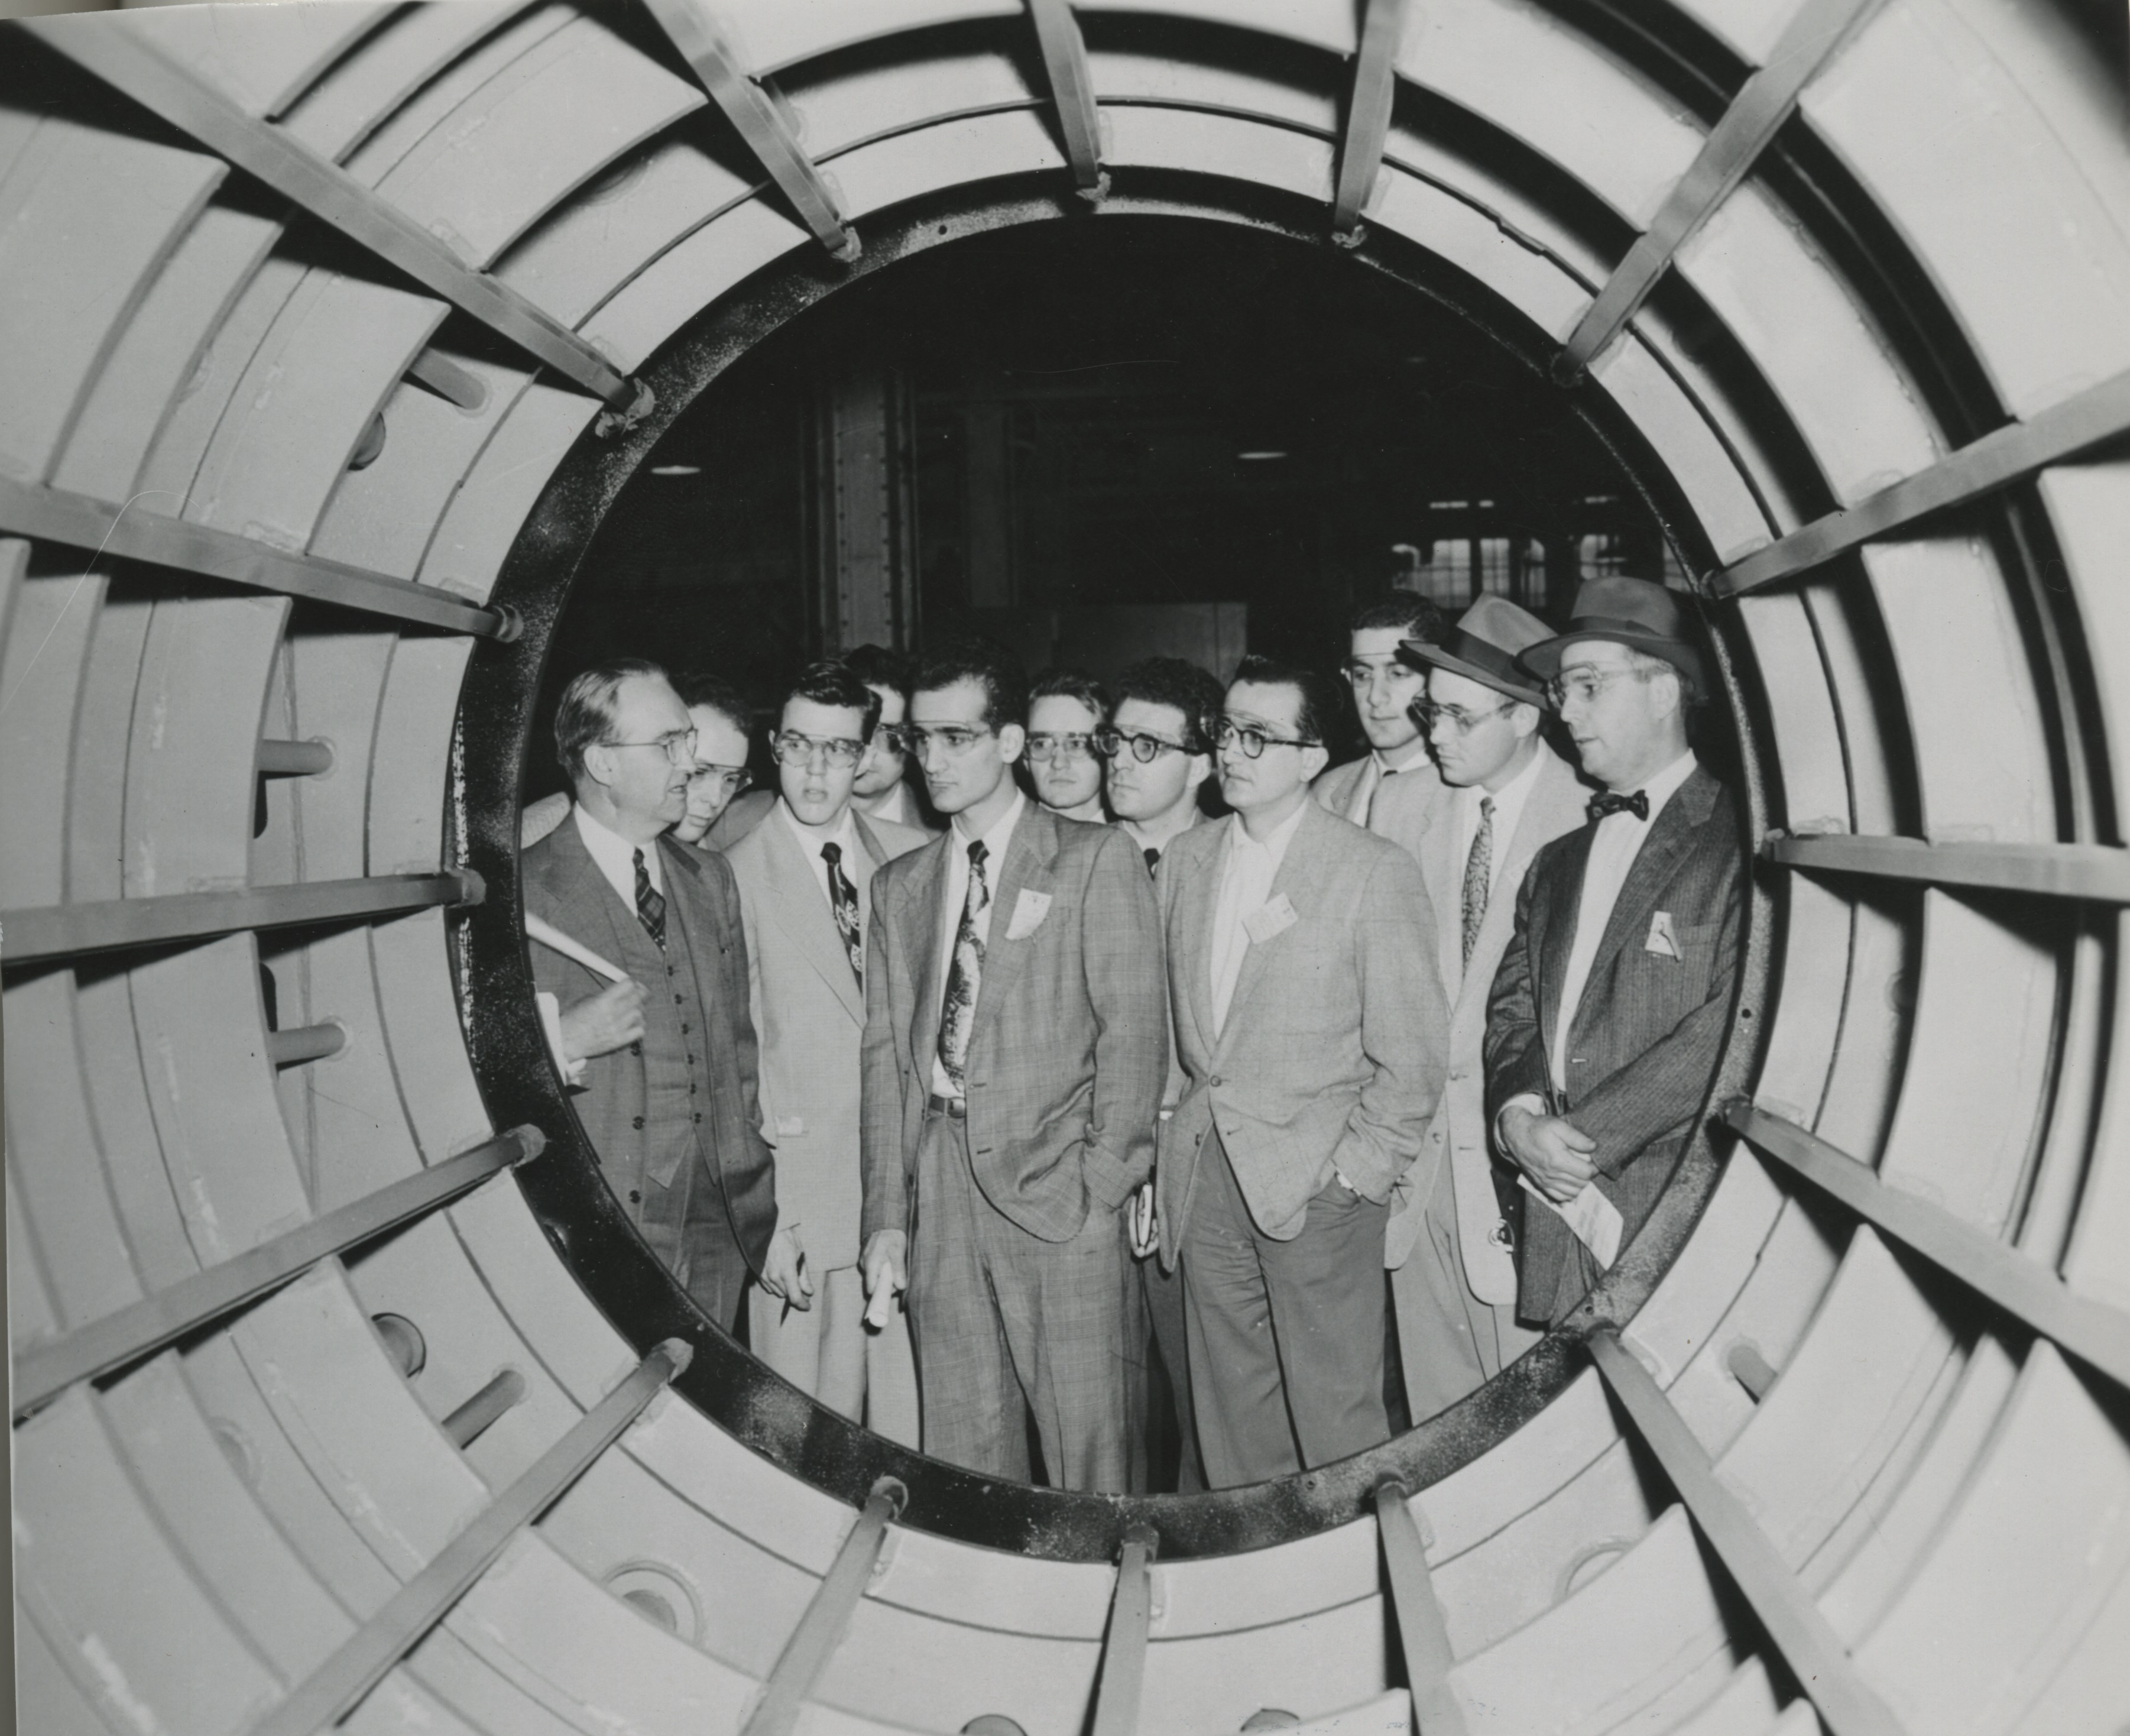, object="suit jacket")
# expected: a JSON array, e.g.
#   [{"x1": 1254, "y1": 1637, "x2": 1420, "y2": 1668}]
[
  {"x1": 1156, "y1": 799, "x2": 1451, "y2": 1261},
  {"x1": 1313, "y1": 752, "x2": 1447, "y2": 864},
  {"x1": 861, "y1": 805, "x2": 1167, "y2": 1245},
  {"x1": 1386, "y1": 744, "x2": 1590, "y2": 1301},
  {"x1": 524, "y1": 816, "x2": 777, "y2": 1285},
  {"x1": 1484, "y1": 764, "x2": 1743, "y2": 1324},
  {"x1": 727, "y1": 805, "x2": 928, "y2": 1270}
]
